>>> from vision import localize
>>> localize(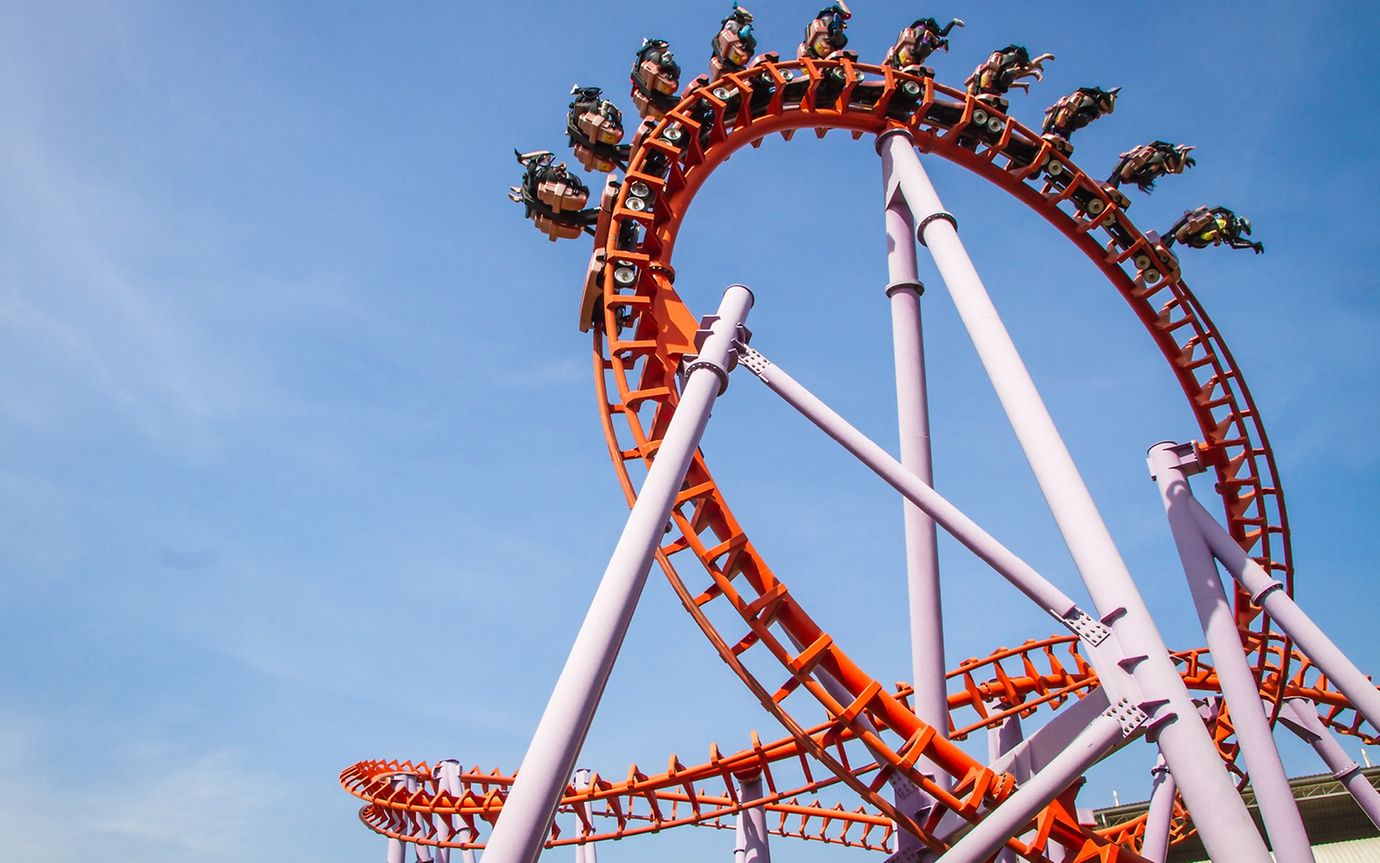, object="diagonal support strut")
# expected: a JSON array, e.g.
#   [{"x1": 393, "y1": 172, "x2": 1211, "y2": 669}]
[{"x1": 482, "y1": 286, "x2": 755, "y2": 863}]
